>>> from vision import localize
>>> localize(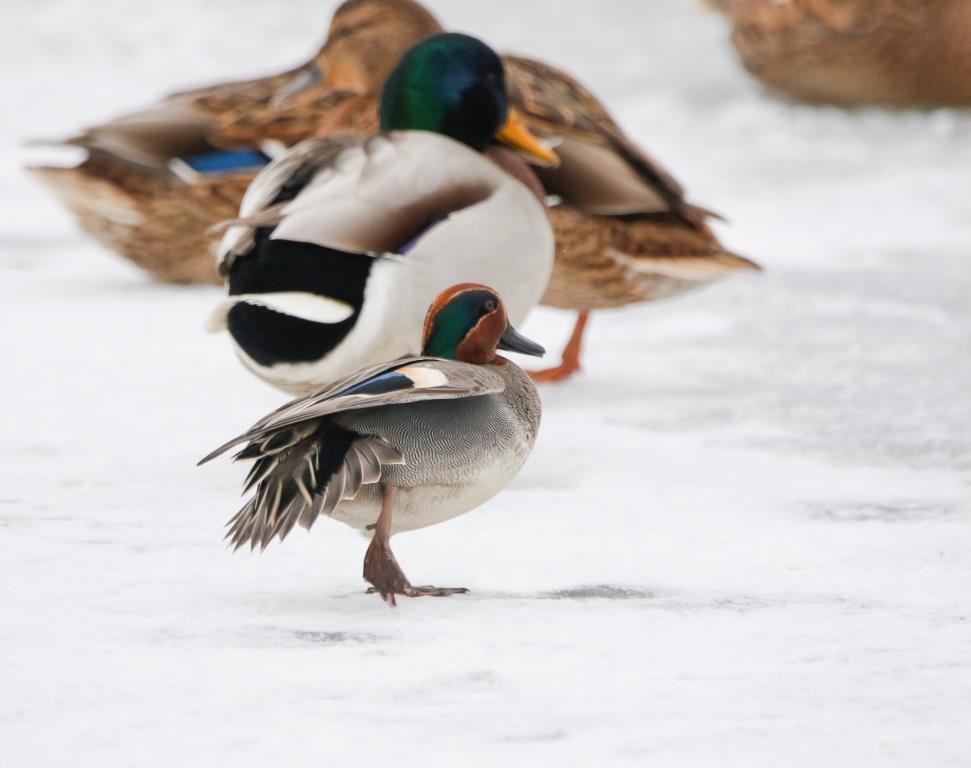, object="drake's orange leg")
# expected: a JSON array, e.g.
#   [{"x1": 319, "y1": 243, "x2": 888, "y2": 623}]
[{"x1": 529, "y1": 311, "x2": 590, "y2": 383}]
